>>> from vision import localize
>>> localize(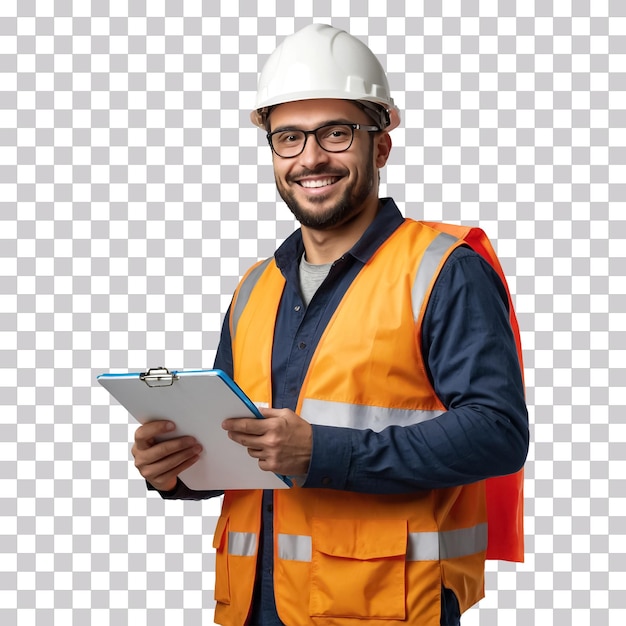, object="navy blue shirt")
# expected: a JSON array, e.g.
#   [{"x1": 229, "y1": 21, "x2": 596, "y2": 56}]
[{"x1": 155, "y1": 198, "x2": 529, "y2": 625}]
